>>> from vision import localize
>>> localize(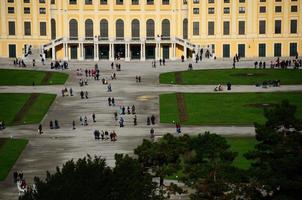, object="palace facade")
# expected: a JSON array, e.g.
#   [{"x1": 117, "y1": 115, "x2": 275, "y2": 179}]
[{"x1": 0, "y1": 0, "x2": 301, "y2": 61}]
